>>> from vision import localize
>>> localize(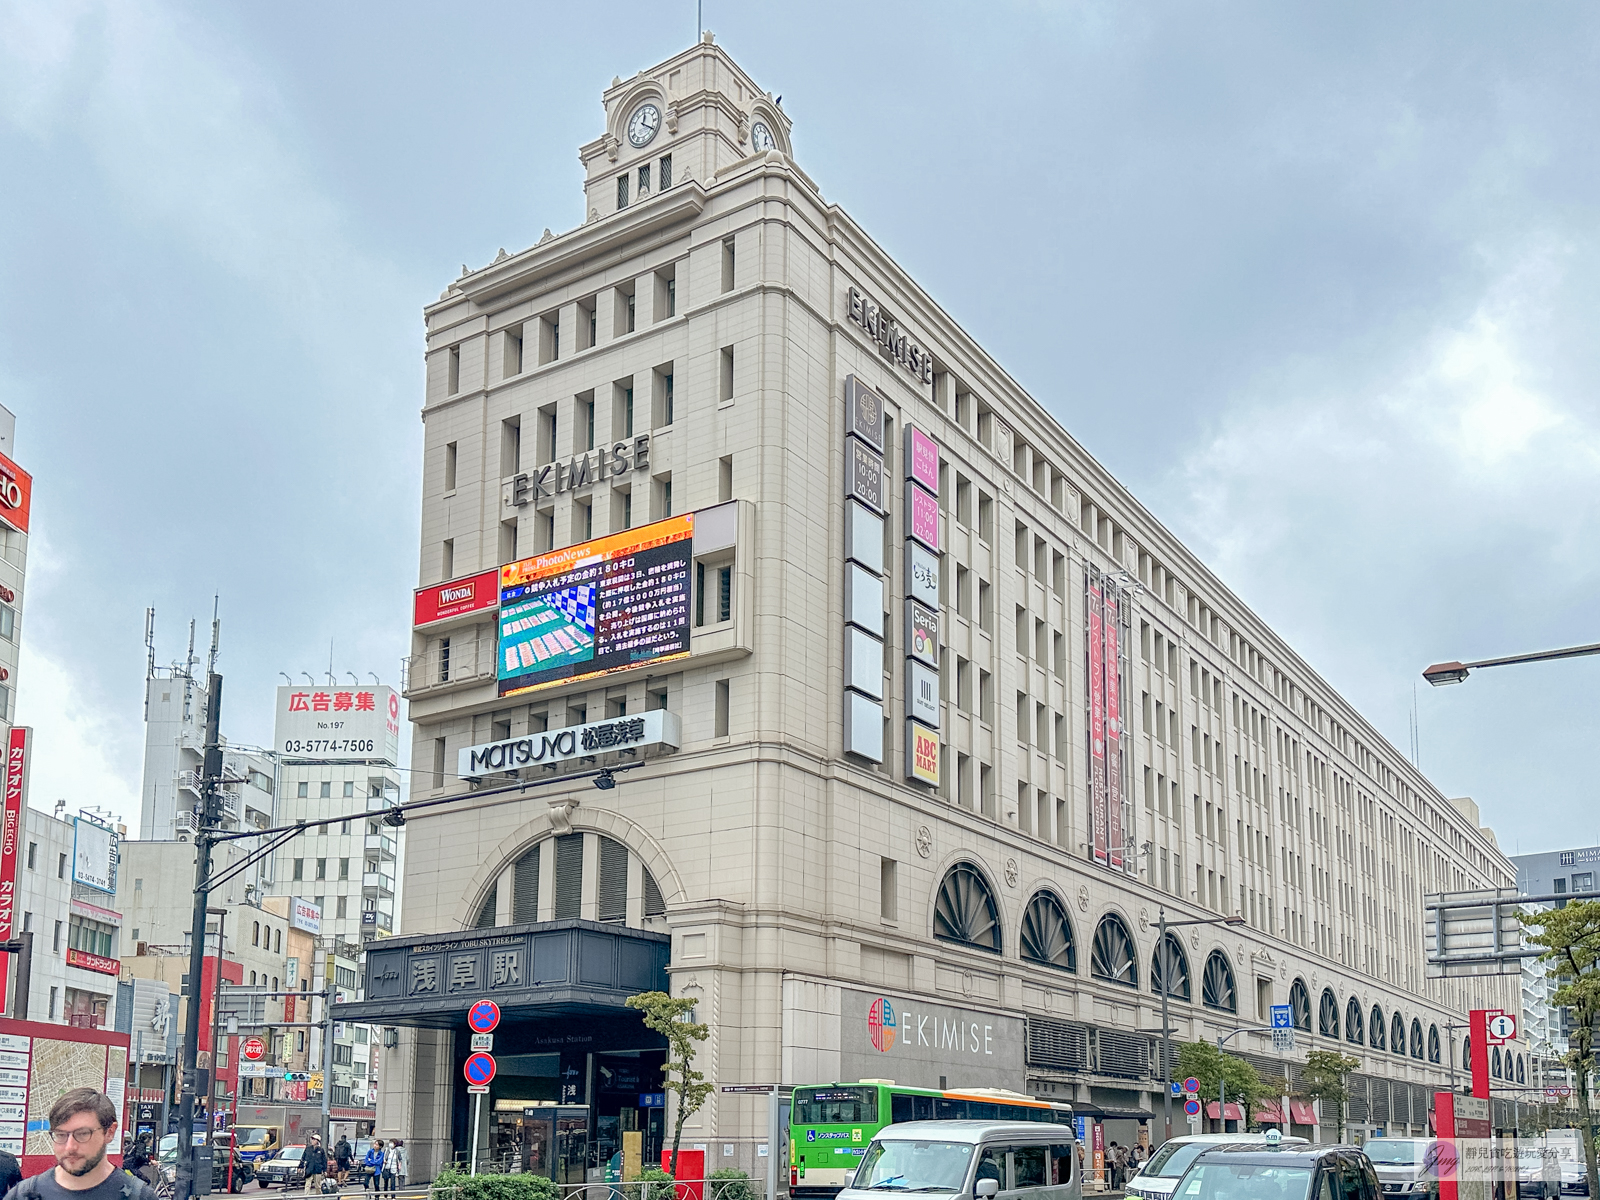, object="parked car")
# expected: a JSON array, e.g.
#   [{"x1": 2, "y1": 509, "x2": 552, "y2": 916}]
[
  {"x1": 1362, "y1": 1138, "x2": 1442, "y2": 1199},
  {"x1": 1127, "y1": 1135, "x2": 1310, "y2": 1200},
  {"x1": 155, "y1": 1132, "x2": 257, "y2": 1193},
  {"x1": 1171, "y1": 1141, "x2": 1380, "y2": 1200},
  {"x1": 839, "y1": 1119, "x2": 1080, "y2": 1200},
  {"x1": 1515, "y1": 1143, "x2": 1592, "y2": 1199},
  {"x1": 254, "y1": 1145, "x2": 308, "y2": 1190}
]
